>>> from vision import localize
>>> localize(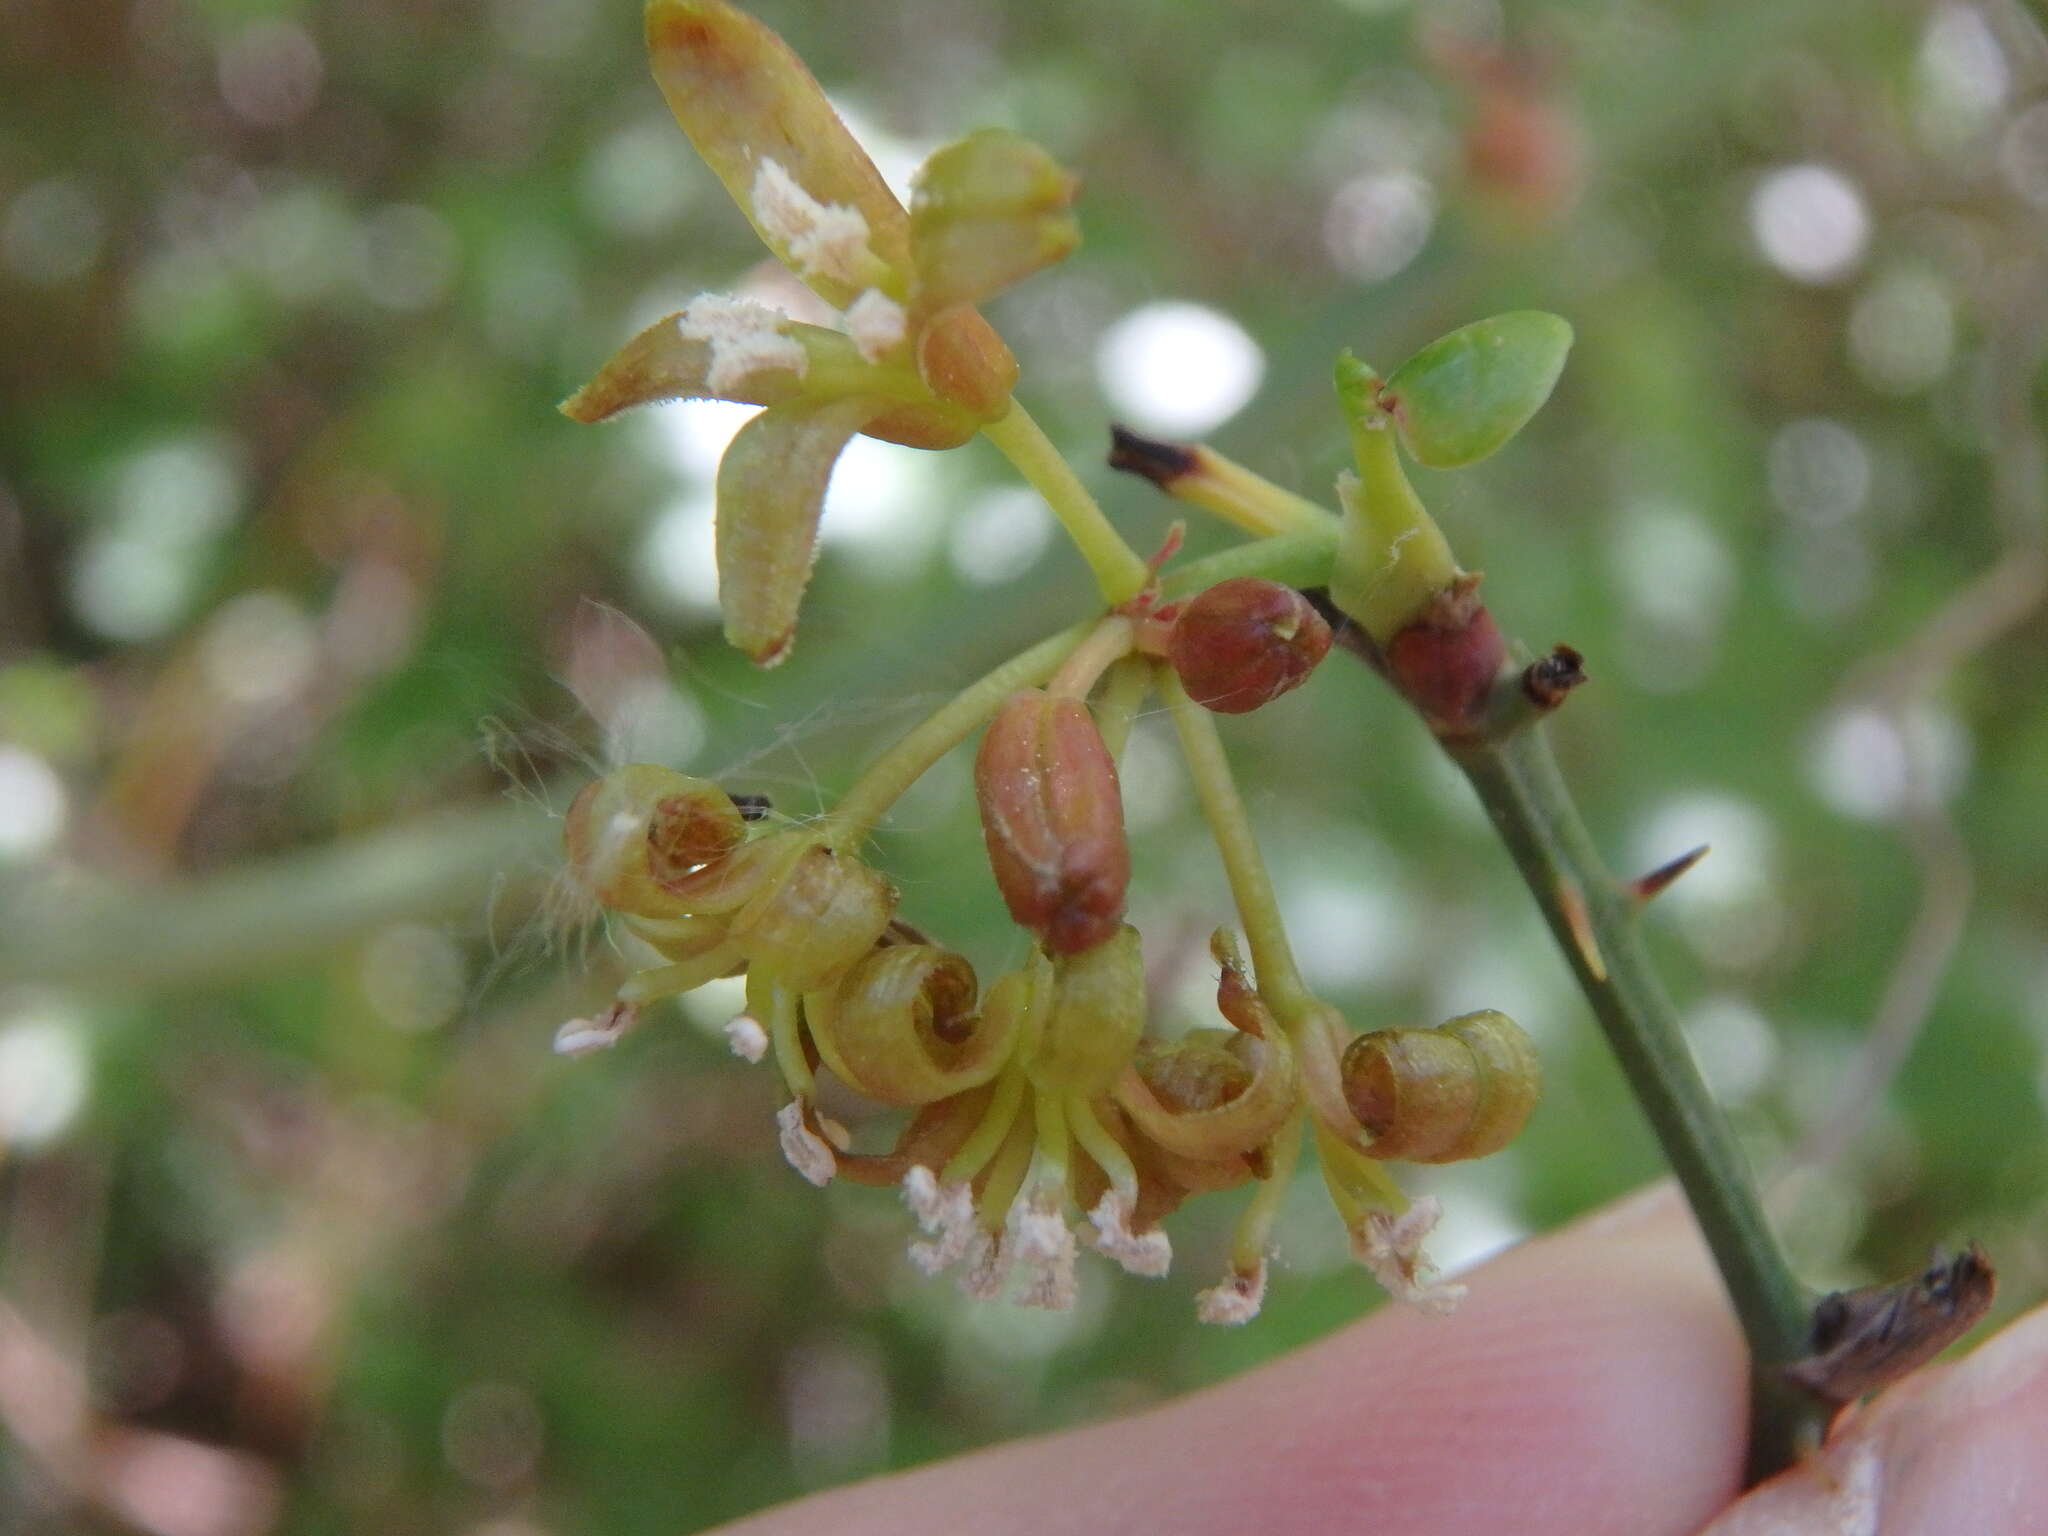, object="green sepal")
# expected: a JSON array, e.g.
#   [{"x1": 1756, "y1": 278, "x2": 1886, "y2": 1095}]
[
  {"x1": 1379, "y1": 312, "x2": 1573, "y2": 469},
  {"x1": 715, "y1": 395, "x2": 883, "y2": 666},
  {"x1": 910, "y1": 129, "x2": 1080, "y2": 312}
]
